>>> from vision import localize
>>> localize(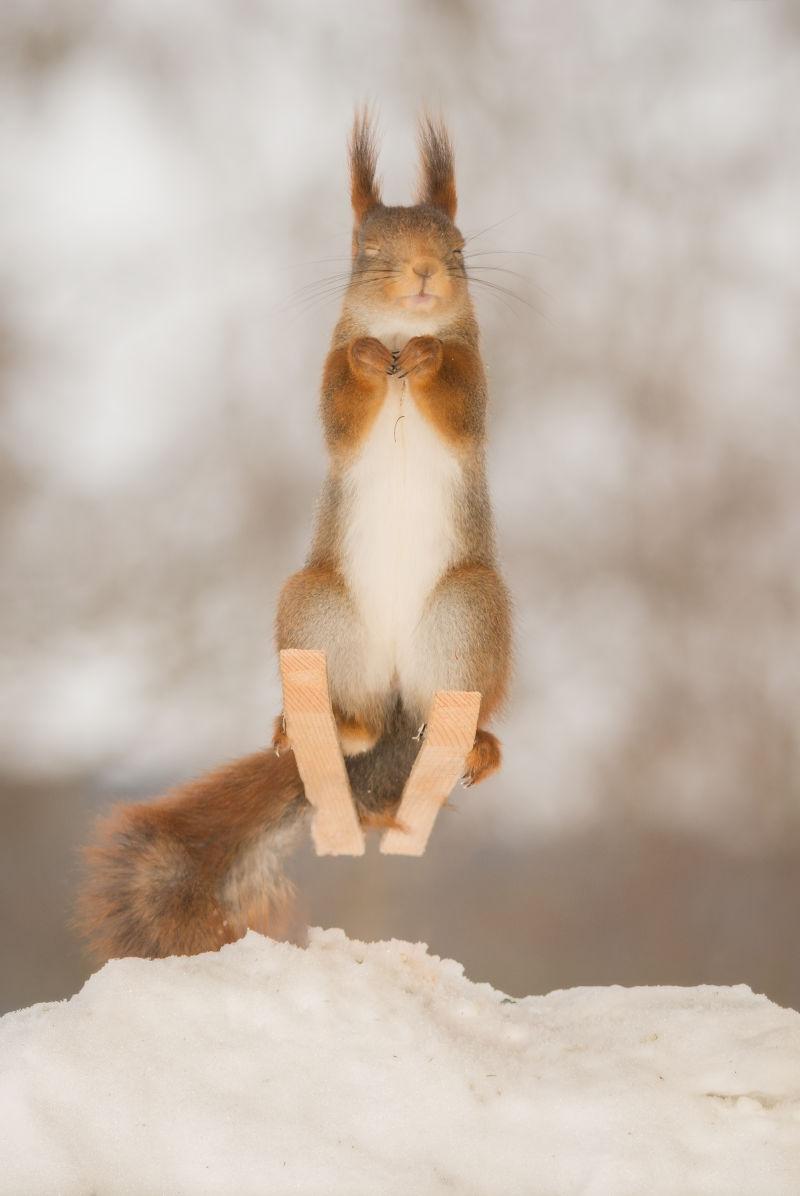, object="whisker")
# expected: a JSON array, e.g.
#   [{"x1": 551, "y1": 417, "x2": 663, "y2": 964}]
[
  {"x1": 286, "y1": 272, "x2": 356, "y2": 300},
  {"x1": 280, "y1": 288, "x2": 353, "y2": 321},
  {"x1": 296, "y1": 255, "x2": 355, "y2": 267},
  {"x1": 463, "y1": 273, "x2": 547, "y2": 319},
  {"x1": 274, "y1": 255, "x2": 354, "y2": 275},
  {"x1": 463, "y1": 249, "x2": 551, "y2": 260},
  {"x1": 462, "y1": 212, "x2": 521, "y2": 245},
  {"x1": 462, "y1": 263, "x2": 531, "y2": 282},
  {"x1": 281, "y1": 272, "x2": 395, "y2": 317},
  {"x1": 289, "y1": 277, "x2": 386, "y2": 308},
  {"x1": 282, "y1": 277, "x2": 365, "y2": 309},
  {"x1": 462, "y1": 262, "x2": 551, "y2": 299},
  {"x1": 465, "y1": 285, "x2": 521, "y2": 322},
  {"x1": 464, "y1": 273, "x2": 530, "y2": 302},
  {"x1": 445, "y1": 268, "x2": 521, "y2": 320},
  {"x1": 285, "y1": 267, "x2": 399, "y2": 302}
]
